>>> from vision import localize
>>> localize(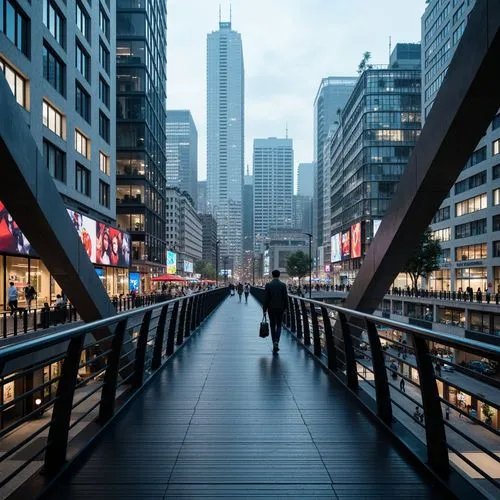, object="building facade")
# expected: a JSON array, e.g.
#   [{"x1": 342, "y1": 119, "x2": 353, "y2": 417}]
[
  {"x1": 200, "y1": 214, "x2": 218, "y2": 268},
  {"x1": 207, "y1": 19, "x2": 244, "y2": 271},
  {"x1": 253, "y1": 138, "x2": 294, "y2": 251},
  {"x1": 197, "y1": 180, "x2": 207, "y2": 214},
  {"x1": 116, "y1": 0, "x2": 167, "y2": 286},
  {"x1": 423, "y1": 0, "x2": 500, "y2": 294},
  {"x1": 0, "y1": 0, "x2": 134, "y2": 305},
  {"x1": 263, "y1": 230, "x2": 309, "y2": 280},
  {"x1": 327, "y1": 47, "x2": 421, "y2": 285},
  {"x1": 297, "y1": 162, "x2": 314, "y2": 198},
  {"x1": 243, "y1": 172, "x2": 253, "y2": 251},
  {"x1": 166, "y1": 109, "x2": 198, "y2": 204}
]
